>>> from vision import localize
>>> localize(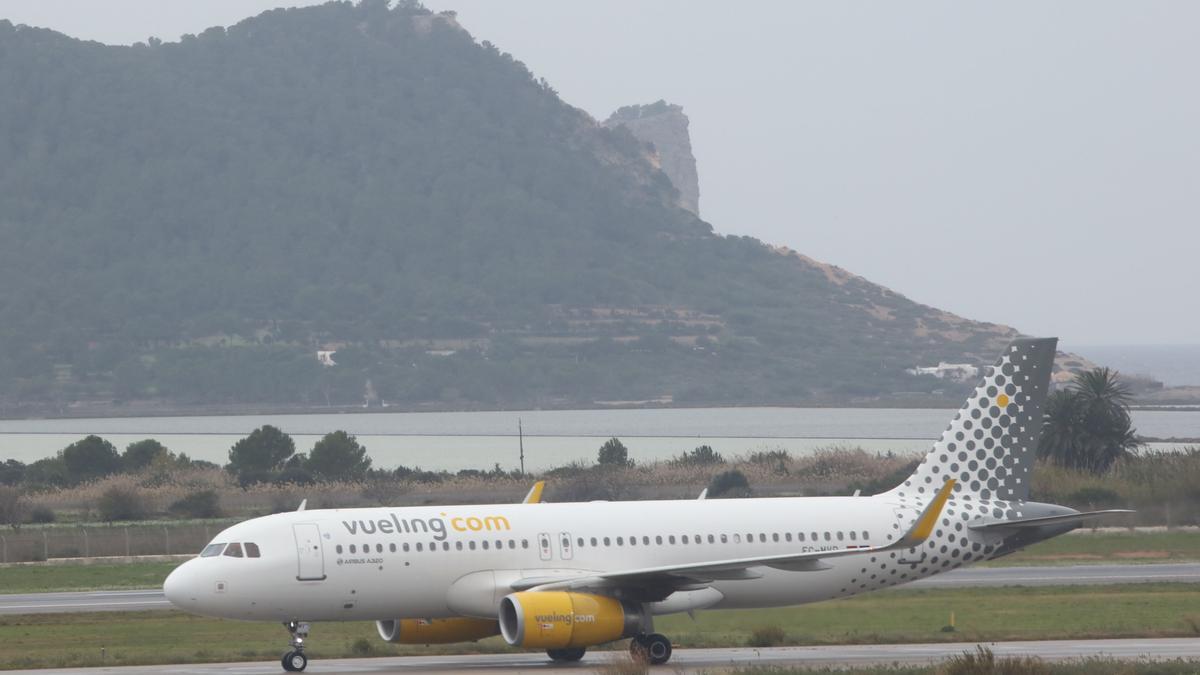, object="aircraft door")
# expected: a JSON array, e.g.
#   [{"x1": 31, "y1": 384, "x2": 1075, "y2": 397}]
[
  {"x1": 557, "y1": 532, "x2": 574, "y2": 560},
  {"x1": 293, "y1": 523, "x2": 327, "y2": 581},
  {"x1": 537, "y1": 532, "x2": 553, "y2": 561}
]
